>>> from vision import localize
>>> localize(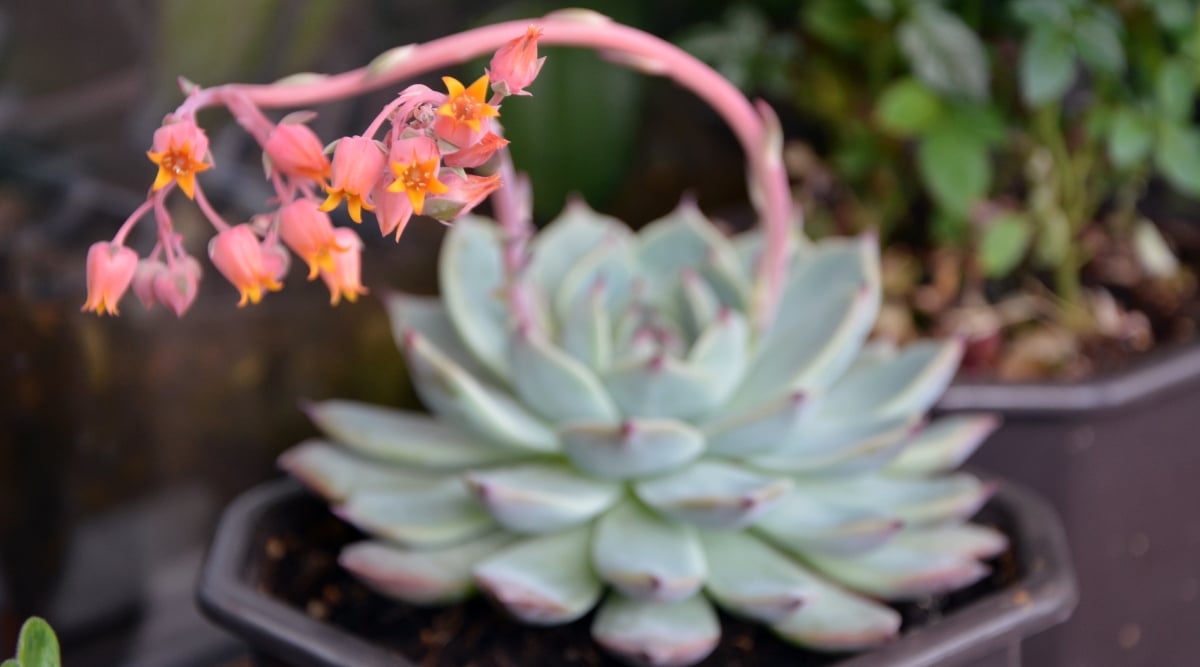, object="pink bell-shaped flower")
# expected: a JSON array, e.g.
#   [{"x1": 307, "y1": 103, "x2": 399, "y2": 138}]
[
  {"x1": 208, "y1": 224, "x2": 284, "y2": 307},
  {"x1": 82, "y1": 241, "x2": 139, "y2": 315}
]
